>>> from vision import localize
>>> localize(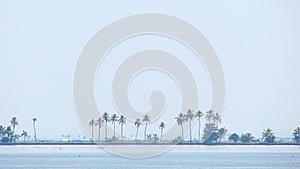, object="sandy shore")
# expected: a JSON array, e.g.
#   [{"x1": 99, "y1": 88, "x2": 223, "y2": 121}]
[{"x1": 0, "y1": 144, "x2": 300, "y2": 154}]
